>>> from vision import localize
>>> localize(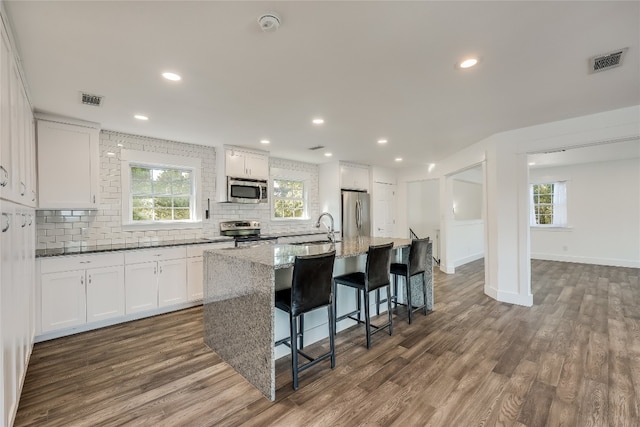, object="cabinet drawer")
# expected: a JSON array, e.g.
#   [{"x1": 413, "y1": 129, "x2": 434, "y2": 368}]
[
  {"x1": 186, "y1": 242, "x2": 234, "y2": 257},
  {"x1": 125, "y1": 247, "x2": 187, "y2": 264},
  {"x1": 40, "y1": 252, "x2": 124, "y2": 274}
]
